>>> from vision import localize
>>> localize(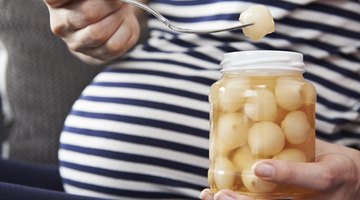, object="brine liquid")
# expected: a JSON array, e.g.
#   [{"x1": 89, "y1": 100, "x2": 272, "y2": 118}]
[{"x1": 208, "y1": 74, "x2": 316, "y2": 199}]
